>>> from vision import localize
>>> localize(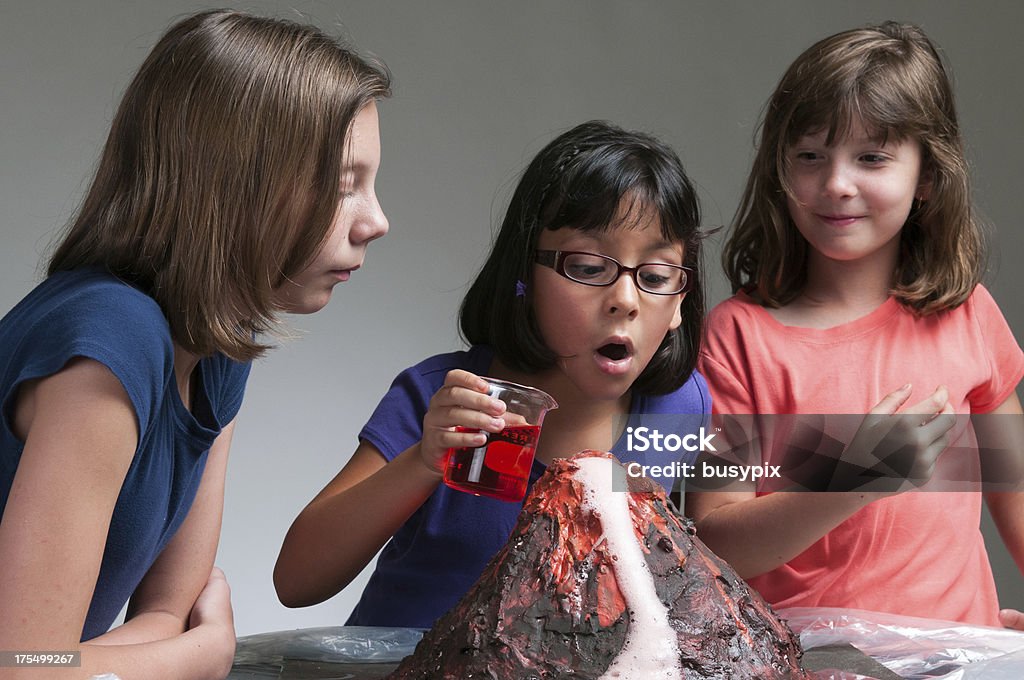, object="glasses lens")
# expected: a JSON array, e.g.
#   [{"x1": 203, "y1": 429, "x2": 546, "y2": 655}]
[
  {"x1": 637, "y1": 264, "x2": 686, "y2": 294},
  {"x1": 561, "y1": 252, "x2": 616, "y2": 285}
]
